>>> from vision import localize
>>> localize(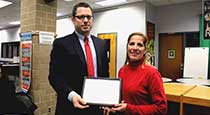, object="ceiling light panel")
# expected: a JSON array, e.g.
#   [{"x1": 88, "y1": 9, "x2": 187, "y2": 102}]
[
  {"x1": 95, "y1": 0, "x2": 128, "y2": 6},
  {"x1": 9, "y1": 21, "x2": 20, "y2": 25},
  {"x1": 0, "y1": 0, "x2": 12, "y2": 8}
]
